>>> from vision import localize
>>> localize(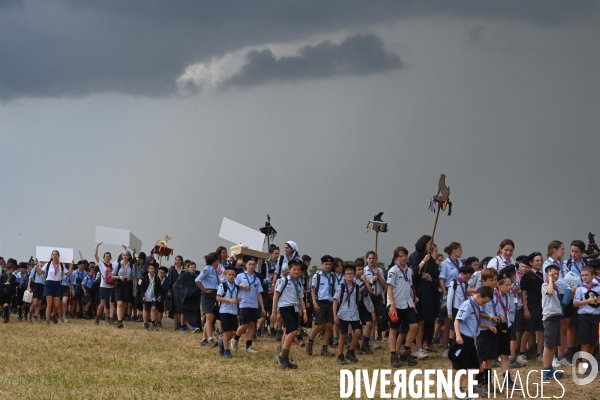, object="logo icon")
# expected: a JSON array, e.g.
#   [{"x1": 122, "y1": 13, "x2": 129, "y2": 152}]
[{"x1": 572, "y1": 351, "x2": 598, "y2": 385}]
